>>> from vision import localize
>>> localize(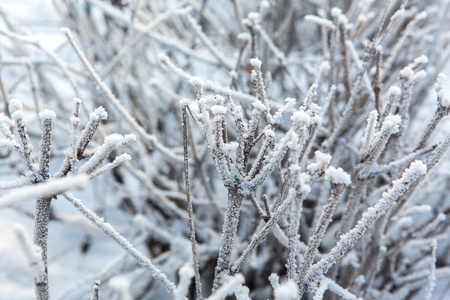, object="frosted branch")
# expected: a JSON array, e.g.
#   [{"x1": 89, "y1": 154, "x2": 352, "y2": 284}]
[
  {"x1": 306, "y1": 161, "x2": 427, "y2": 287},
  {"x1": 62, "y1": 192, "x2": 176, "y2": 294}
]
